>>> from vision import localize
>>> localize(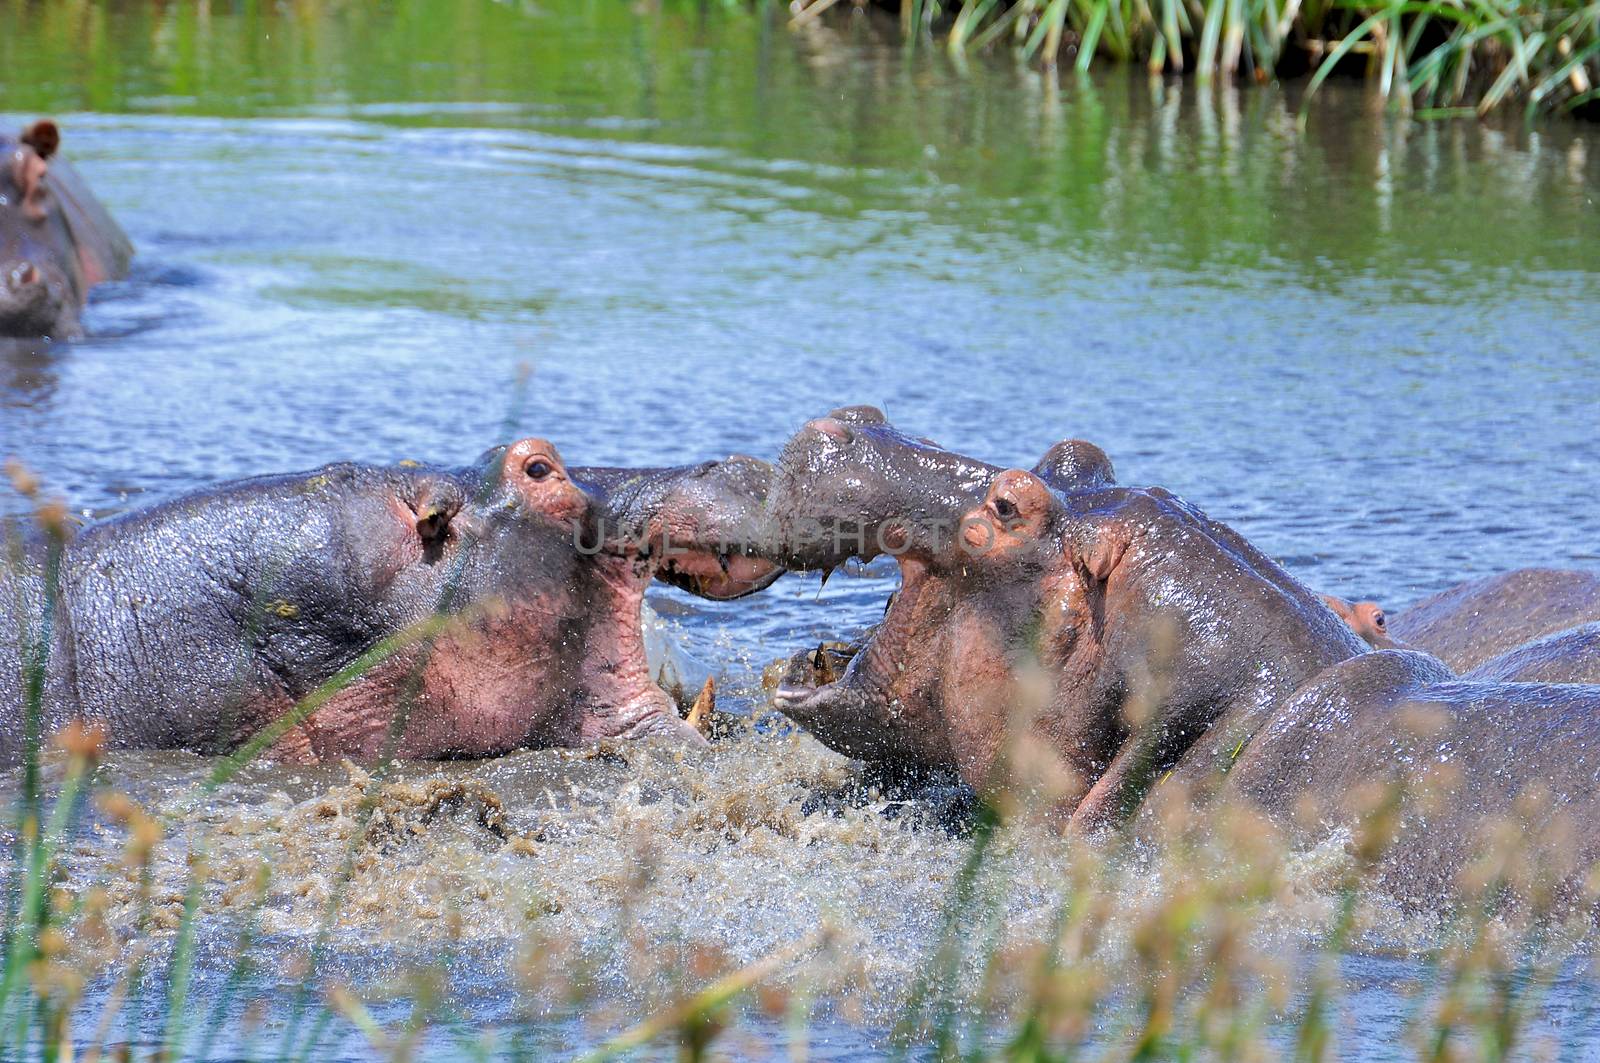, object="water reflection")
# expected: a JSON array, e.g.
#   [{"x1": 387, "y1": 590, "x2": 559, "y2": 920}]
[{"x1": 0, "y1": 4, "x2": 1599, "y2": 1053}]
